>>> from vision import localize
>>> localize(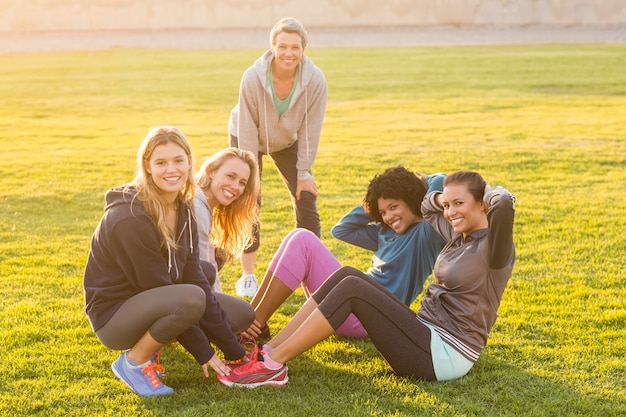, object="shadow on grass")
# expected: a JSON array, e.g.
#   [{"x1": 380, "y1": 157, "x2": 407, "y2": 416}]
[
  {"x1": 126, "y1": 337, "x2": 625, "y2": 417},
  {"x1": 3, "y1": 192, "x2": 624, "y2": 416}
]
